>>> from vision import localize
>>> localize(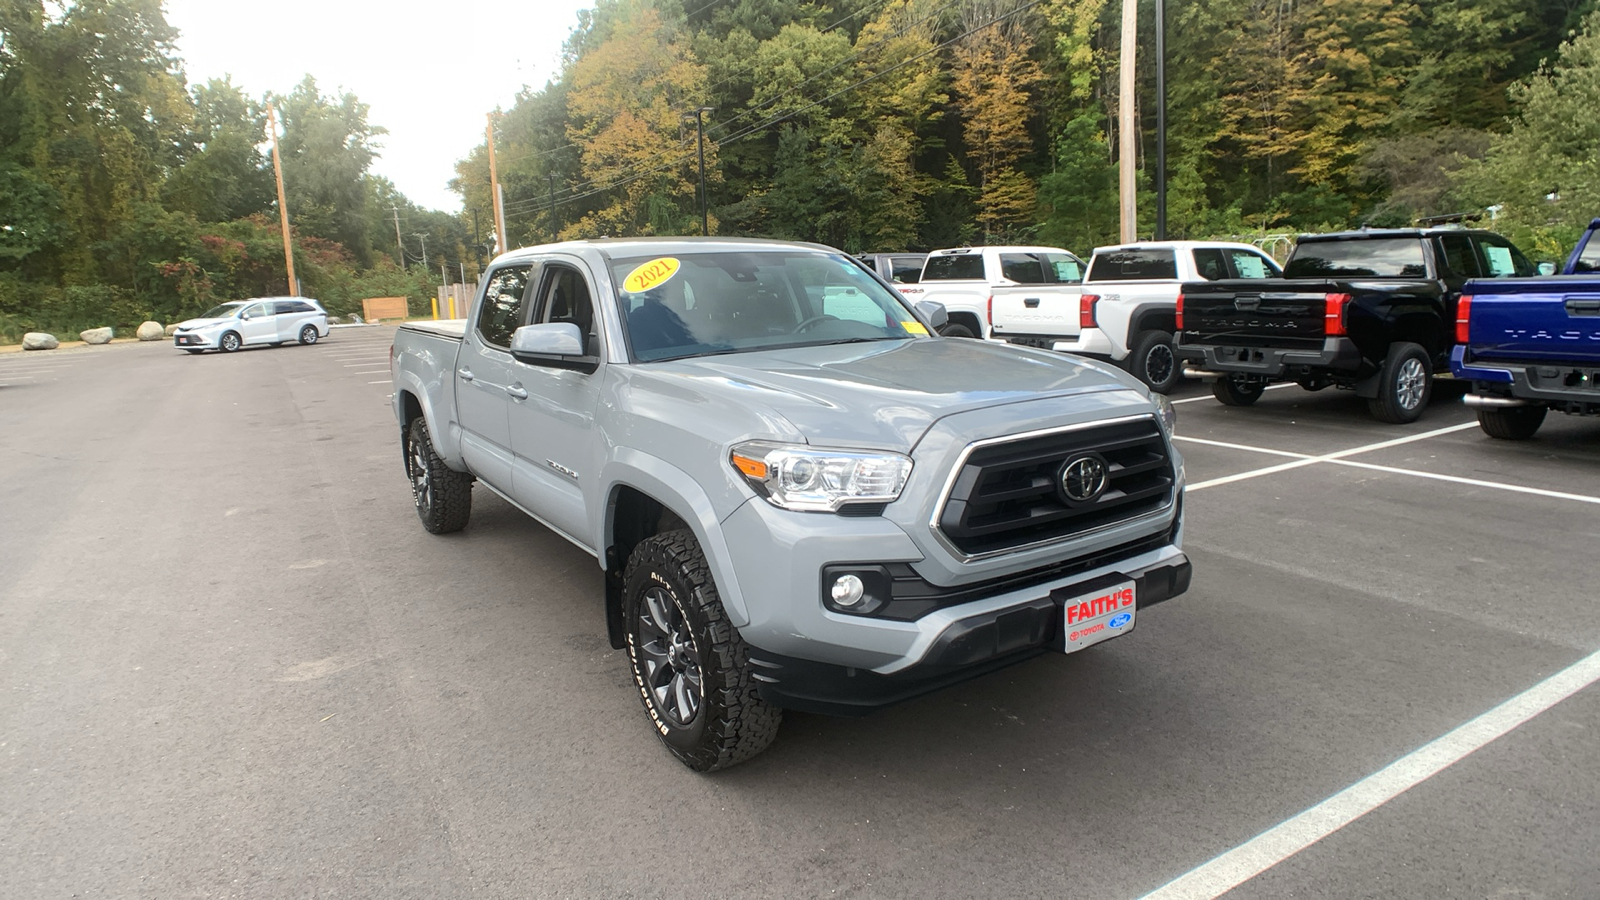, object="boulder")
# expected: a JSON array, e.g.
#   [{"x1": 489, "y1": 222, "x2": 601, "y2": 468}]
[
  {"x1": 348, "y1": 313, "x2": 364, "y2": 324},
  {"x1": 22, "y1": 332, "x2": 59, "y2": 351},
  {"x1": 80, "y1": 327, "x2": 114, "y2": 345},
  {"x1": 164, "y1": 323, "x2": 181, "y2": 337},
  {"x1": 136, "y1": 321, "x2": 164, "y2": 341},
  {"x1": 327, "y1": 316, "x2": 343, "y2": 325}
]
